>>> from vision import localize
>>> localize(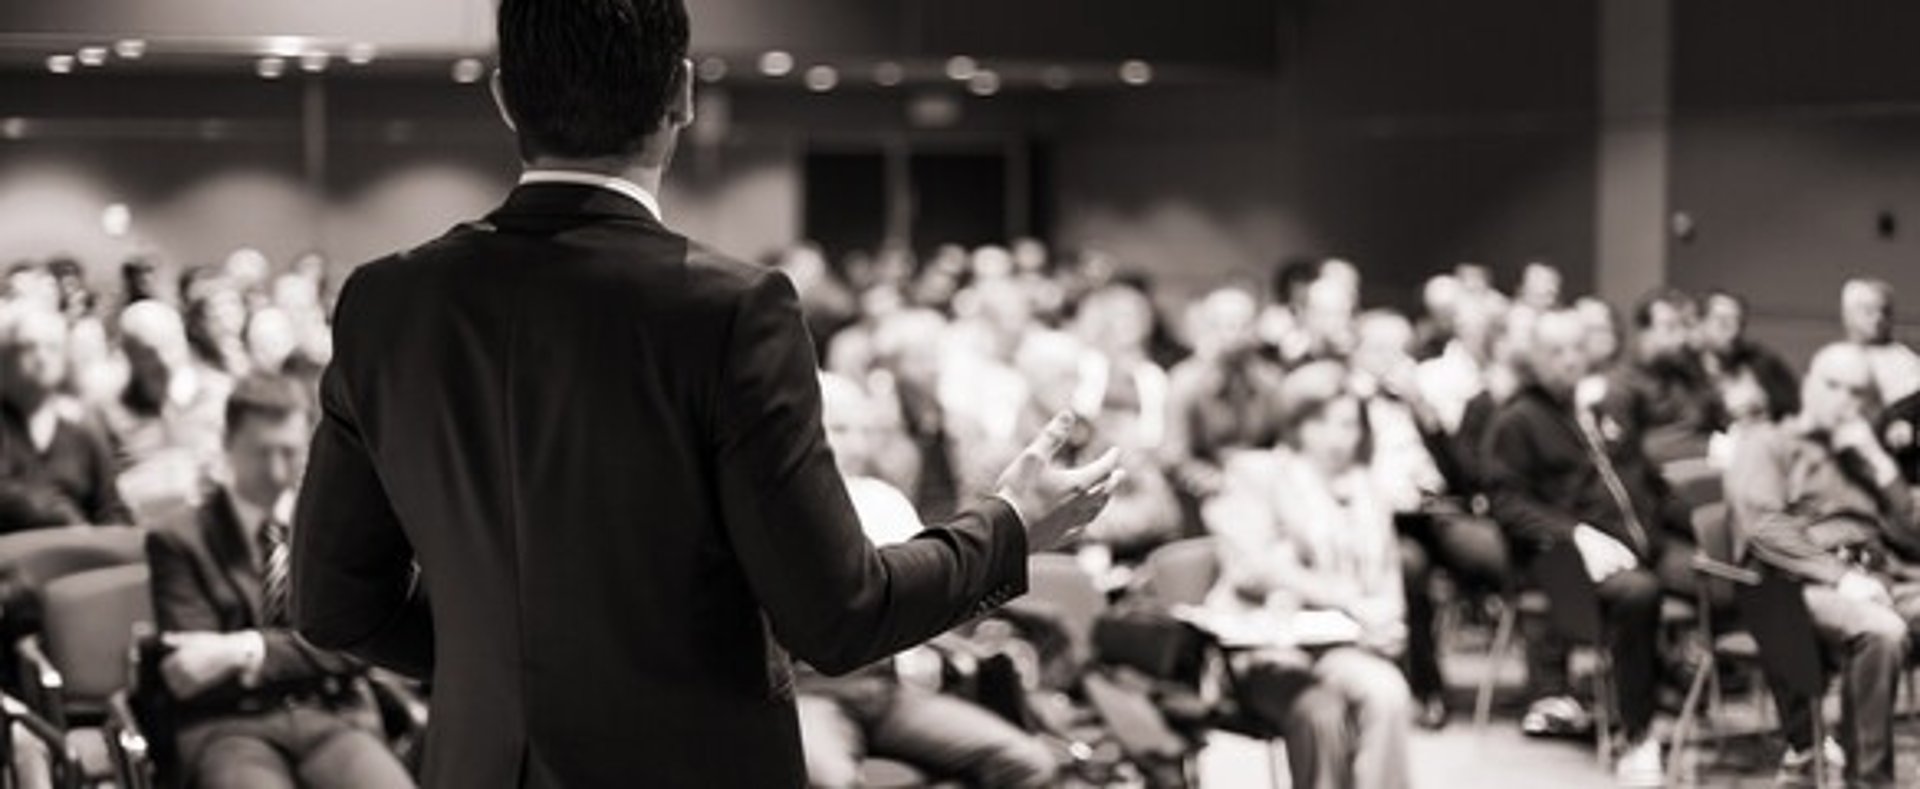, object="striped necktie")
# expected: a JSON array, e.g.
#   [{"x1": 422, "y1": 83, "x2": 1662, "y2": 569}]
[{"x1": 260, "y1": 517, "x2": 291, "y2": 627}]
